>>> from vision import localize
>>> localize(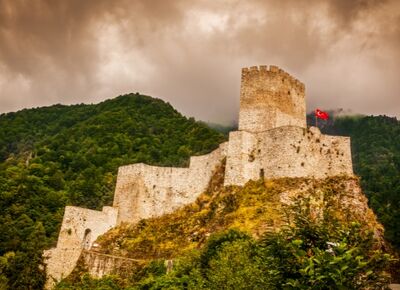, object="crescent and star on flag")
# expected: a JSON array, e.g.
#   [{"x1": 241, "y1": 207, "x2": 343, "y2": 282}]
[
  {"x1": 315, "y1": 109, "x2": 329, "y2": 120},
  {"x1": 314, "y1": 108, "x2": 329, "y2": 128}
]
